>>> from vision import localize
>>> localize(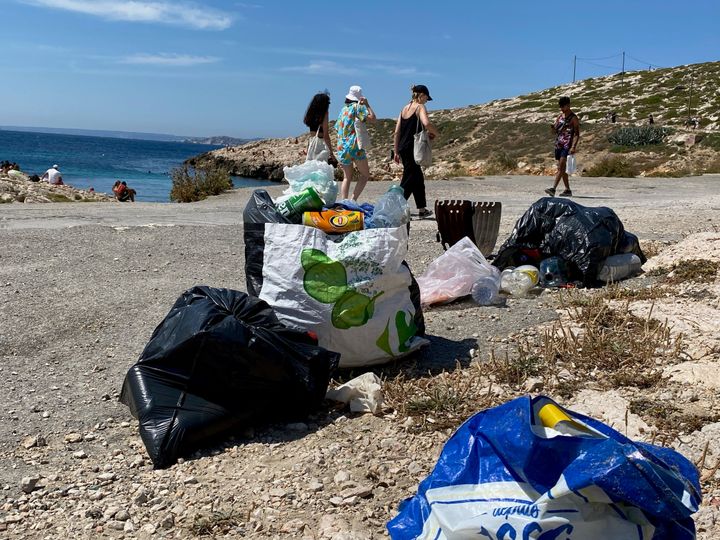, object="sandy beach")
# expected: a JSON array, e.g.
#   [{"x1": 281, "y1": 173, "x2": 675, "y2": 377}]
[{"x1": 2, "y1": 174, "x2": 720, "y2": 538}]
